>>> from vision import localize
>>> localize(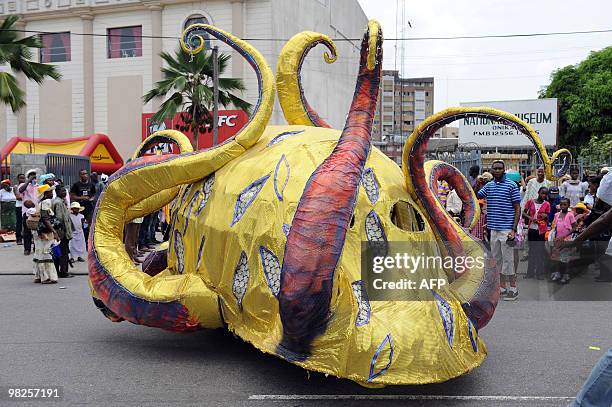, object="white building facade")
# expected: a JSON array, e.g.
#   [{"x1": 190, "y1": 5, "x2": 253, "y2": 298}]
[{"x1": 0, "y1": 0, "x2": 367, "y2": 159}]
